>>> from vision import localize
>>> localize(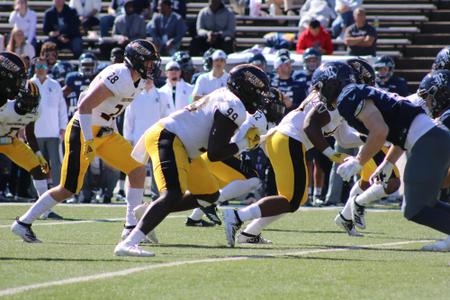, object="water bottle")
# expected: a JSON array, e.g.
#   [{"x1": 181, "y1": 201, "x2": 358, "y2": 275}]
[{"x1": 373, "y1": 16, "x2": 379, "y2": 28}]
